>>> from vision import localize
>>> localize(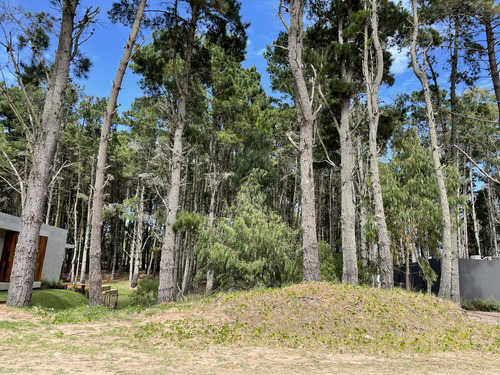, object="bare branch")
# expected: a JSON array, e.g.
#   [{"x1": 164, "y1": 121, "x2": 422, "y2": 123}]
[
  {"x1": 286, "y1": 131, "x2": 300, "y2": 151},
  {"x1": 315, "y1": 126, "x2": 339, "y2": 170},
  {"x1": 271, "y1": 43, "x2": 288, "y2": 51},
  {"x1": 455, "y1": 145, "x2": 500, "y2": 186},
  {"x1": 277, "y1": 0, "x2": 289, "y2": 32},
  {"x1": 318, "y1": 84, "x2": 340, "y2": 133},
  {"x1": 1, "y1": 149, "x2": 25, "y2": 204}
]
